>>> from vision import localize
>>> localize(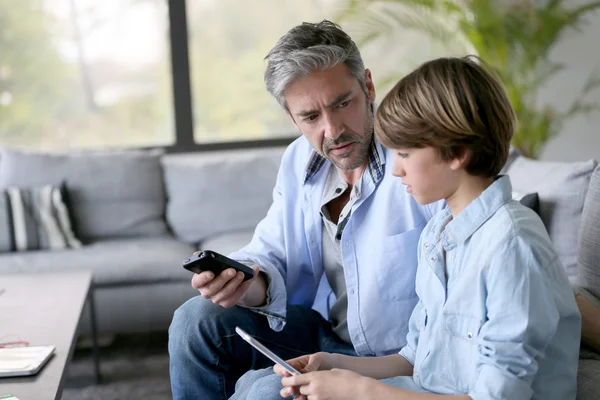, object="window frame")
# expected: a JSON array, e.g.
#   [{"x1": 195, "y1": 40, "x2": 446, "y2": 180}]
[{"x1": 166, "y1": 0, "x2": 296, "y2": 154}]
